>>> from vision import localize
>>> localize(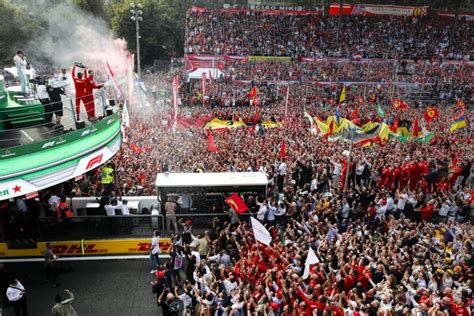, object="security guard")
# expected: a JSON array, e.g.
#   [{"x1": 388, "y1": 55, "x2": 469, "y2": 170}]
[{"x1": 100, "y1": 163, "x2": 115, "y2": 194}]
